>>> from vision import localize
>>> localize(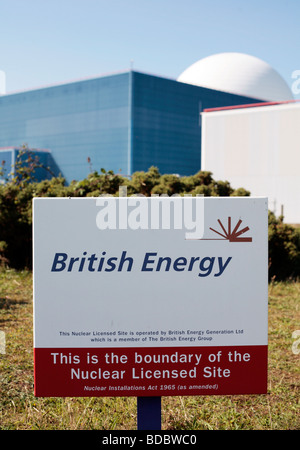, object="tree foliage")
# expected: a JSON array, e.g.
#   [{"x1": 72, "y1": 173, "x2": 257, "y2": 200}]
[
  {"x1": 0, "y1": 154, "x2": 299, "y2": 279},
  {"x1": 268, "y1": 211, "x2": 300, "y2": 281}
]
